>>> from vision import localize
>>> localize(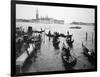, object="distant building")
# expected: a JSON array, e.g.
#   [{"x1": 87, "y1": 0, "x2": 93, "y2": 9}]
[
  {"x1": 32, "y1": 9, "x2": 64, "y2": 24},
  {"x1": 16, "y1": 9, "x2": 64, "y2": 24}
]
